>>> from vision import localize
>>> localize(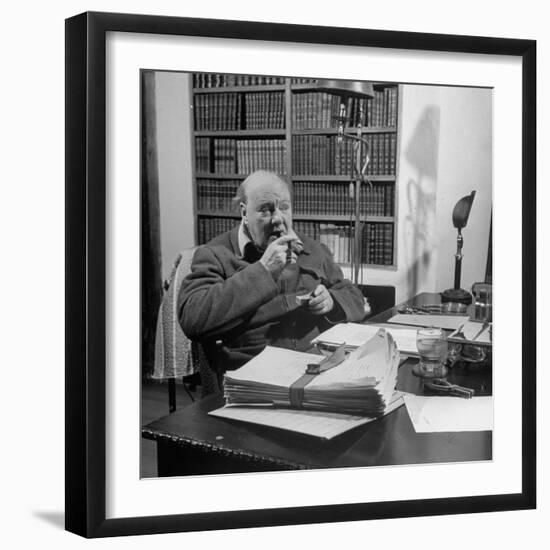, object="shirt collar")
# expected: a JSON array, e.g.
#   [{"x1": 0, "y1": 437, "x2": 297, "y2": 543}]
[{"x1": 237, "y1": 222, "x2": 308, "y2": 258}]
